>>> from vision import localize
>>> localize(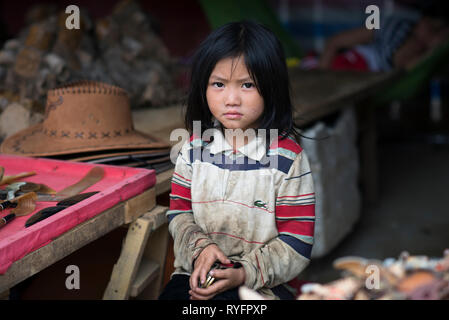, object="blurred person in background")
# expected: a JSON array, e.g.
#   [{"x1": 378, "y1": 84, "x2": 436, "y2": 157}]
[{"x1": 301, "y1": 2, "x2": 449, "y2": 72}]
